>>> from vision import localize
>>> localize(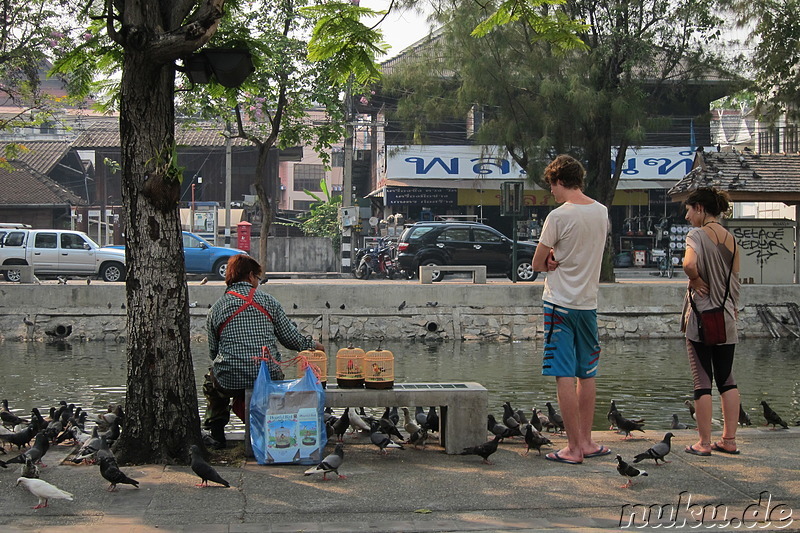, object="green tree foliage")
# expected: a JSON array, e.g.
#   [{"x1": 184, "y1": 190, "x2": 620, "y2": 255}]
[
  {"x1": 295, "y1": 178, "x2": 342, "y2": 252},
  {"x1": 0, "y1": 0, "x2": 77, "y2": 162},
  {"x1": 175, "y1": 0, "x2": 386, "y2": 269},
  {"x1": 730, "y1": 0, "x2": 800, "y2": 120},
  {"x1": 386, "y1": 0, "x2": 734, "y2": 279}
]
